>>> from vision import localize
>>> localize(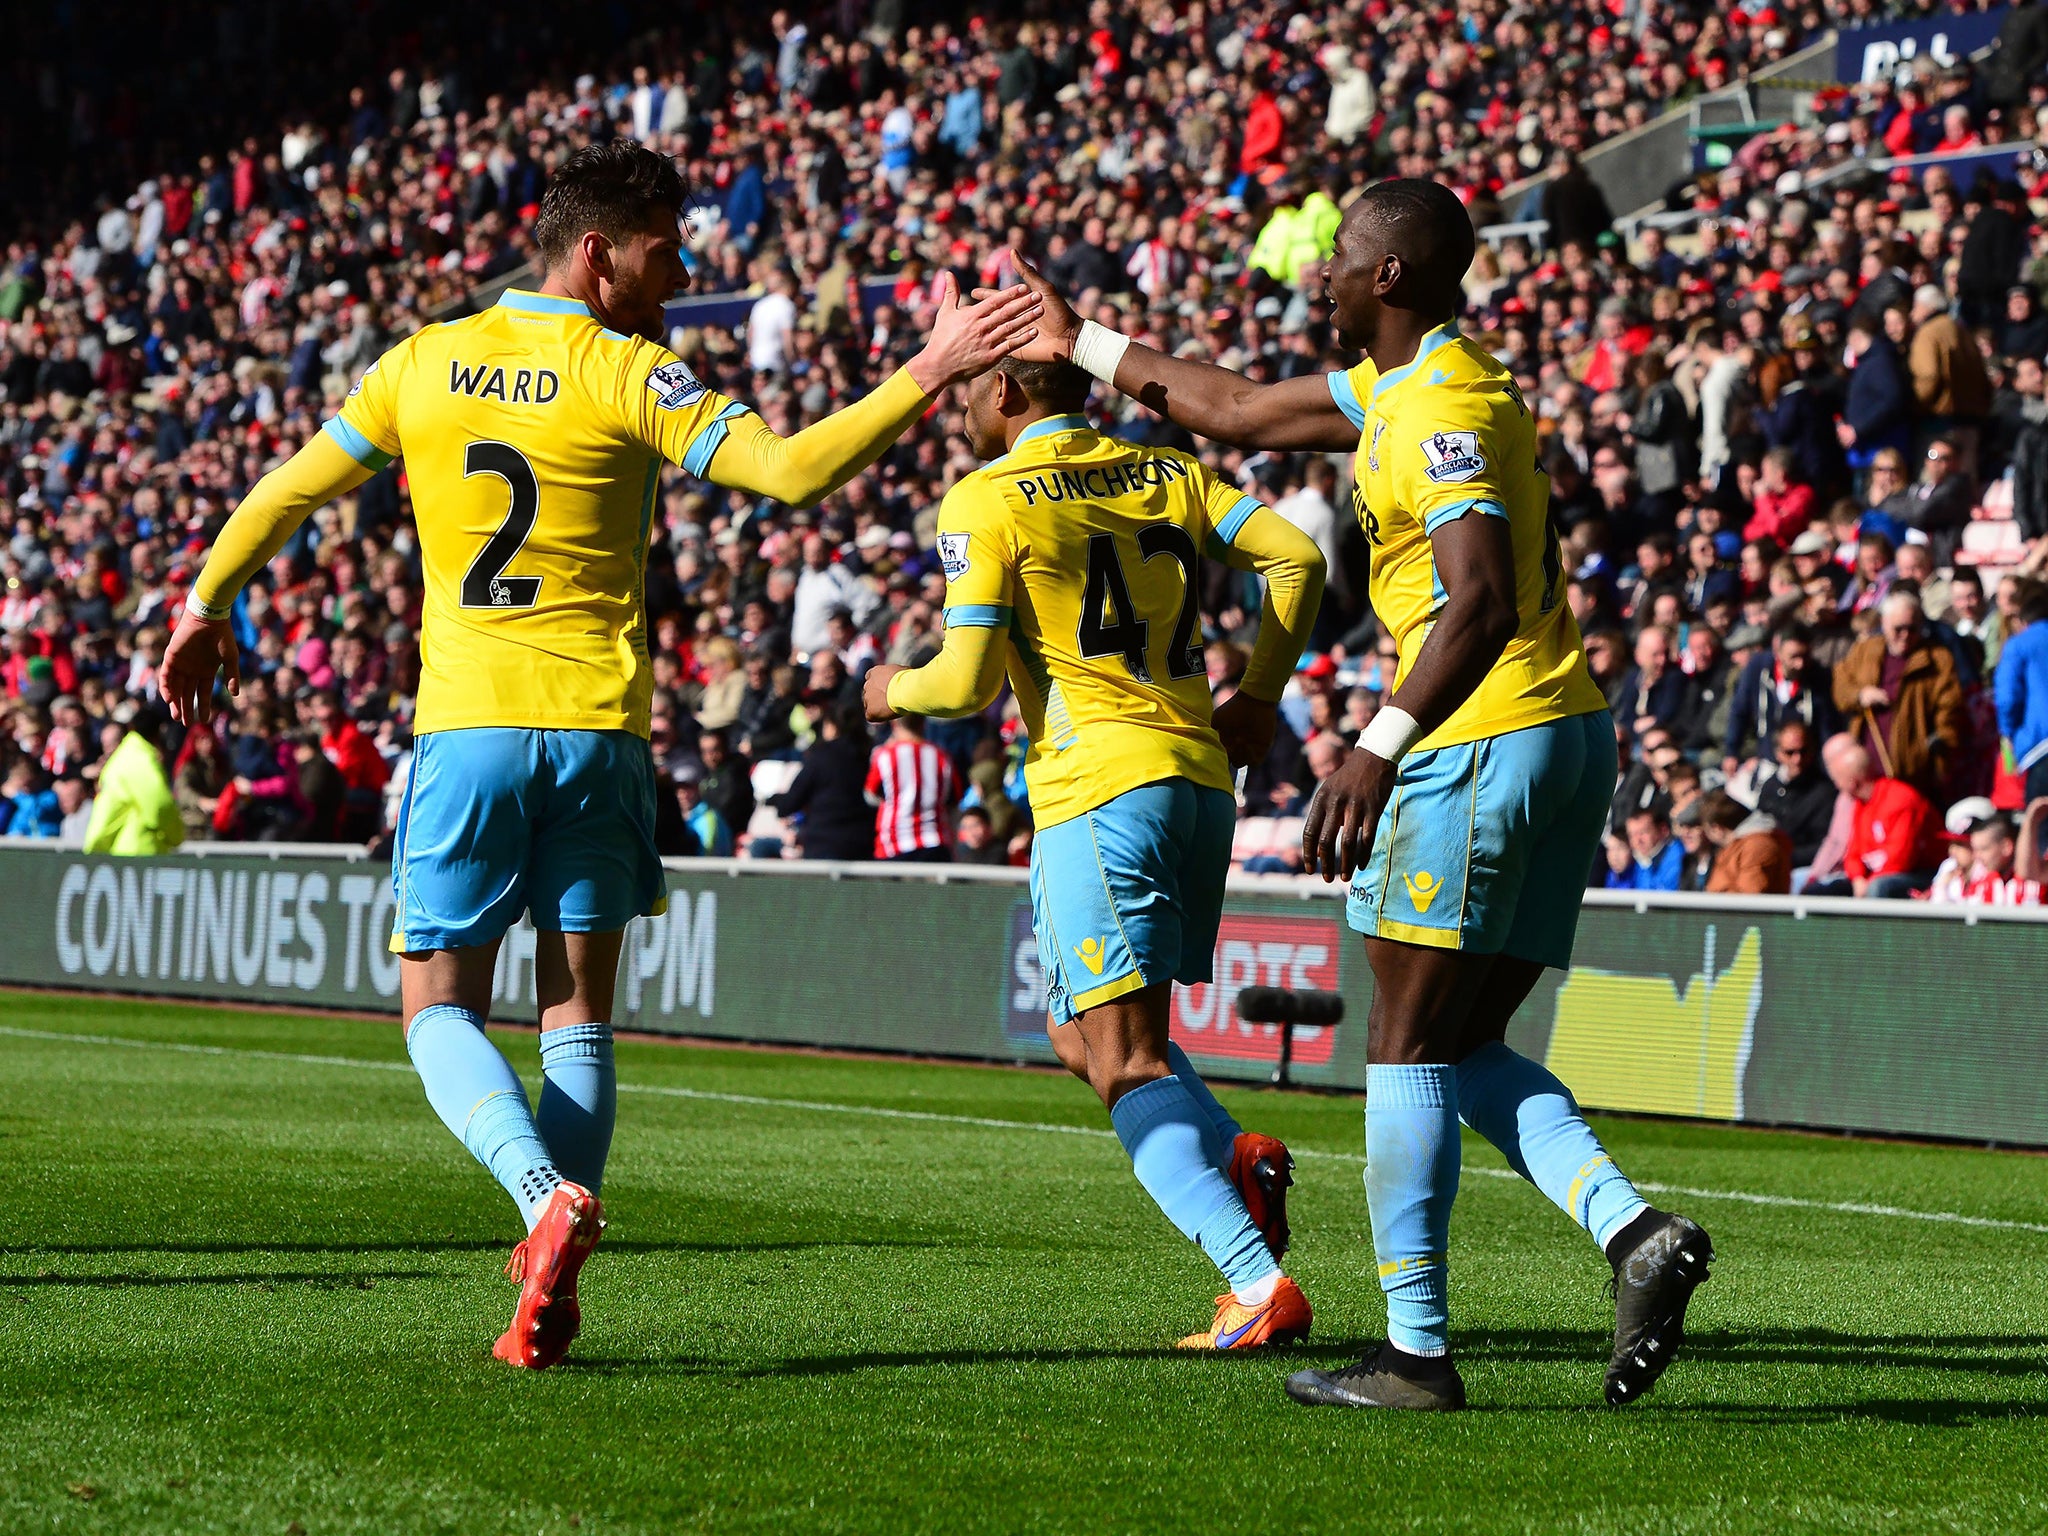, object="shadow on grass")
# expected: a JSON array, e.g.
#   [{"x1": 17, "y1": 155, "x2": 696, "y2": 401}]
[
  {"x1": 0, "y1": 1268, "x2": 433, "y2": 1288},
  {"x1": 2, "y1": 1237, "x2": 933, "y2": 1258},
  {"x1": 556, "y1": 1343, "x2": 1329, "y2": 1378},
  {"x1": 1452, "y1": 1326, "x2": 2048, "y2": 1380},
  {"x1": 555, "y1": 1330, "x2": 2048, "y2": 1425}
]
